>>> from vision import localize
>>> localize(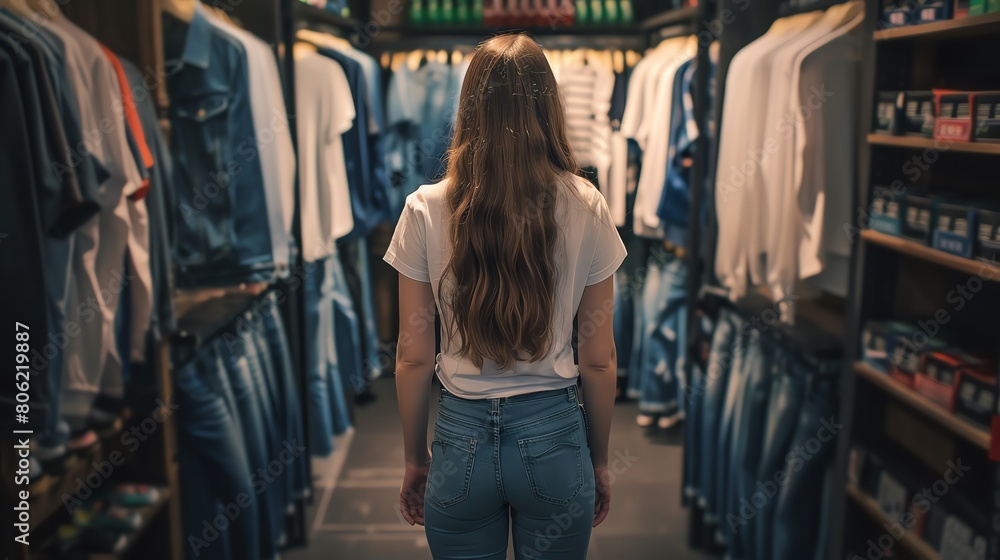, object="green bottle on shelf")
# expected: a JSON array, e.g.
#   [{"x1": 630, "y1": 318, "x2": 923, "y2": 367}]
[
  {"x1": 410, "y1": 0, "x2": 426, "y2": 24},
  {"x1": 442, "y1": 0, "x2": 455, "y2": 22},
  {"x1": 575, "y1": 0, "x2": 589, "y2": 22},
  {"x1": 456, "y1": 0, "x2": 469, "y2": 23},
  {"x1": 589, "y1": 0, "x2": 603, "y2": 23},
  {"x1": 619, "y1": 0, "x2": 633, "y2": 22},
  {"x1": 604, "y1": 0, "x2": 618, "y2": 23},
  {"x1": 427, "y1": 0, "x2": 441, "y2": 23},
  {"x1": 472, "y1": 0, "x2": 484, "y2": 23}
]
